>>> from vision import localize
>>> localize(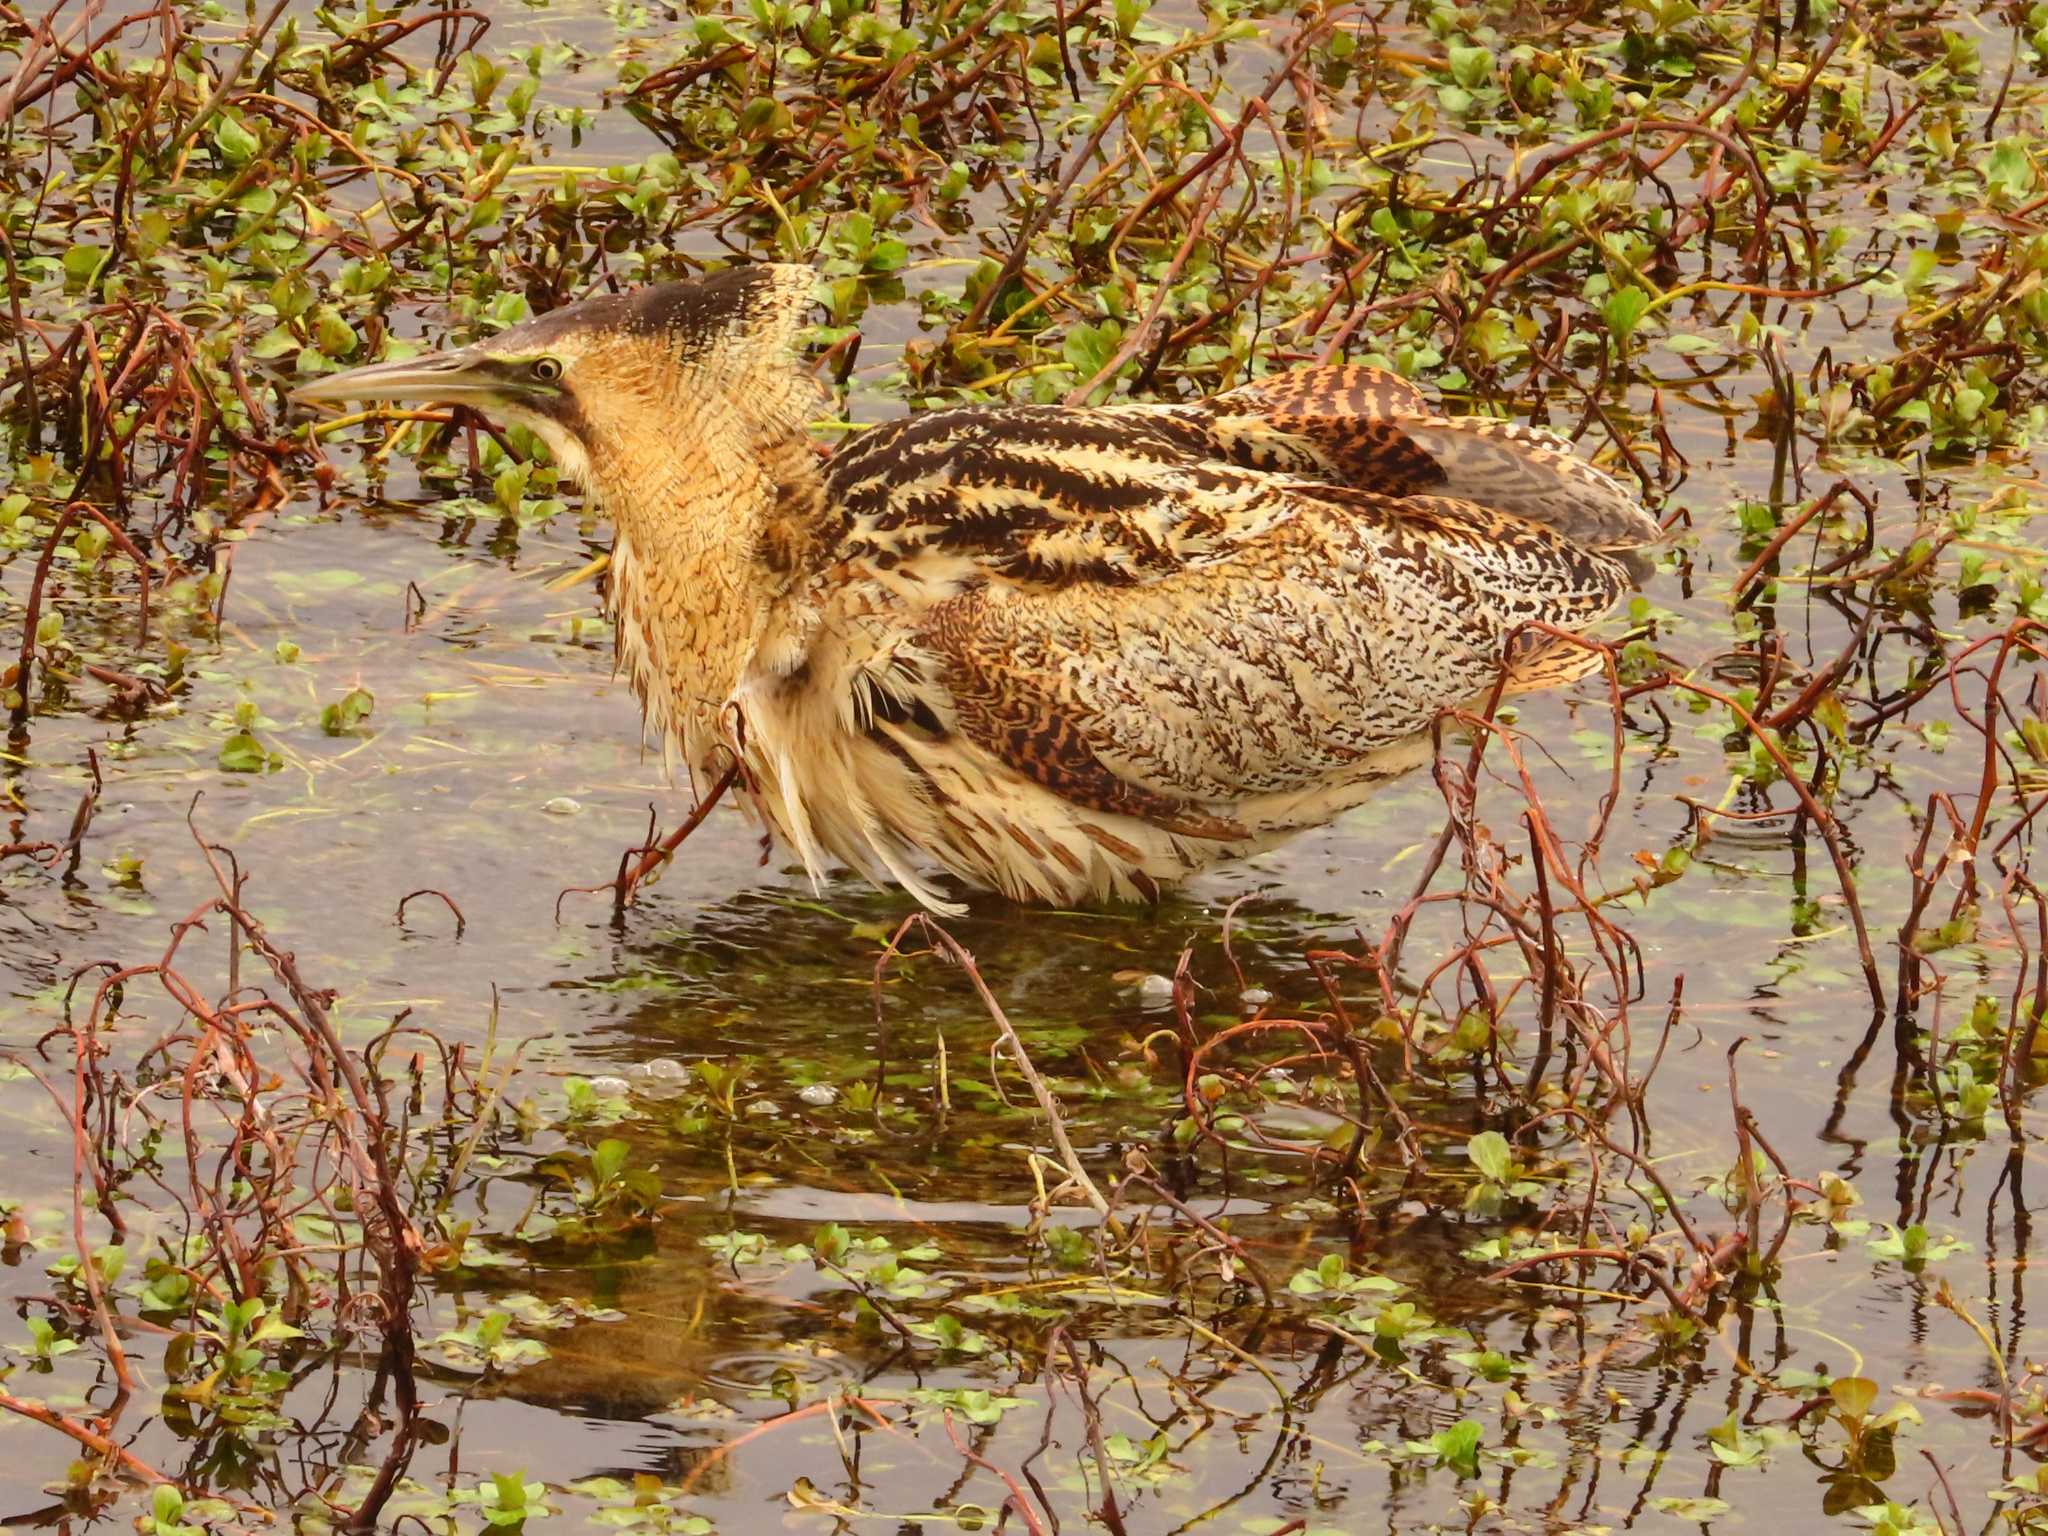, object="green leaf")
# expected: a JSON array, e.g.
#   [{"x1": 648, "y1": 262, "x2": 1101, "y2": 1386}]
[
  {"x1": 1986, "y1": 137, "x2": 2036, "y2": 199},
  {"x1": 1061, "y1": 320, "x2": 1122, "y2": 381},
  {"x1": 1450, "y1": 1348, "x2": 1521, "y2": 1382},
  {"x1": 272, "y1": 271, "x2": 317, "y2": 320},
  {"x1": 1706, "y1": 1412, "x2": 1768, "y2": 1466},
  {"x1": 1431, "y1": 1418, "x2": 1484, "y2": 1474},
  {"x1": 314, "y1": 309, "x2": 359, "y2": 359},
  {"x1": 1601, "y1": 285, "x2": 1651, "y2": 343},
  {"x1": 1866, "y1": 1223, "x2": 1967, "y2": 1264},
  {"x1": 320, "y1": 686, "x2": 375, "y2": 735},
  {"x1": 1466, "y1": 1131, "x2": 1513, "y2": 1183},
  {"x1": 61, "y1": 246, "x2": 106, "y2": 283},
  {"x1": 213, "y1": 115, "x2": 261, "y2": 164},
  {"x1": 1103, "y1": 1428, "x2": 1169, "y2": 1471},
  {"x1": 218, "y1": 731, "x2": 269, "y2": 773},
  {"x1": 153, "y1": 1485, "x2": 185, "y2": 1528},
  {"x1": 250, "y1": 327, "x2": 299, "y2": 360},
  {"x1": 1446, "y1": 44, "x2": 1493, "y2": 89},
  {"x1": 492, "y1": 465, "x2": 530, "y2": 513},
  {"x1": 1830, "y1": 1376, "x2": 1878, "y2": 1422},
  {"x1": 250, "y1": 1314, "x2": 305, "y2": 1344}
]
